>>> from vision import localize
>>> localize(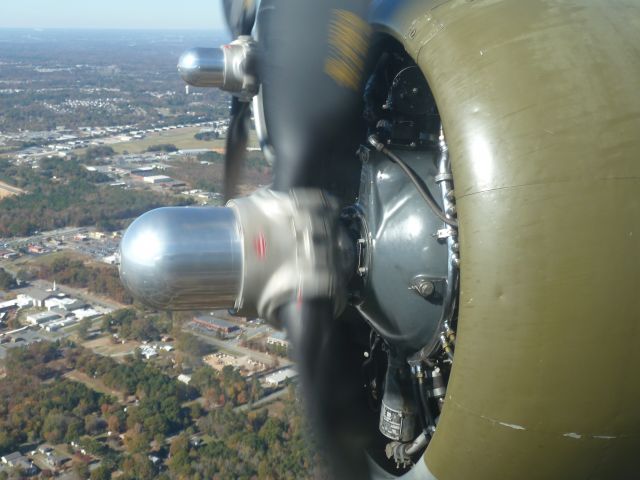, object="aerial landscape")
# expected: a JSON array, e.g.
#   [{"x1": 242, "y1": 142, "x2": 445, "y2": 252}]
[
  {"x1": 3, "y1": 0, "x2": 639, "y2": 478},
  {"x1": 0, "y1": 28, "x2": 309, "y2": 480}
]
